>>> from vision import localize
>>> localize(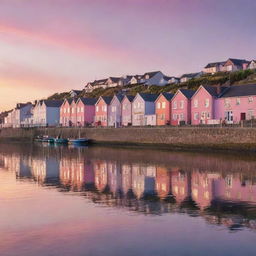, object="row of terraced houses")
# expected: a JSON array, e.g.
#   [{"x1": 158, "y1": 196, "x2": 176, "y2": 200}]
[{"x1": 3, "y1": 83, "x2": 256, "y2": 128}]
